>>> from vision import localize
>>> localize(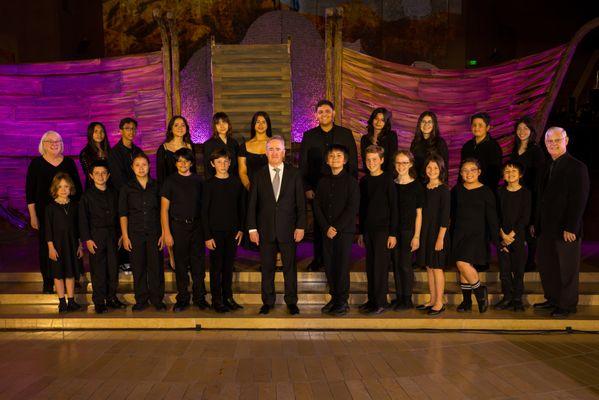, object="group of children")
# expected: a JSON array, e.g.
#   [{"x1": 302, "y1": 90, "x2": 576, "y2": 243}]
[{"x1": 46, "y1": 120, "x2": 531, "y2": 317}]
